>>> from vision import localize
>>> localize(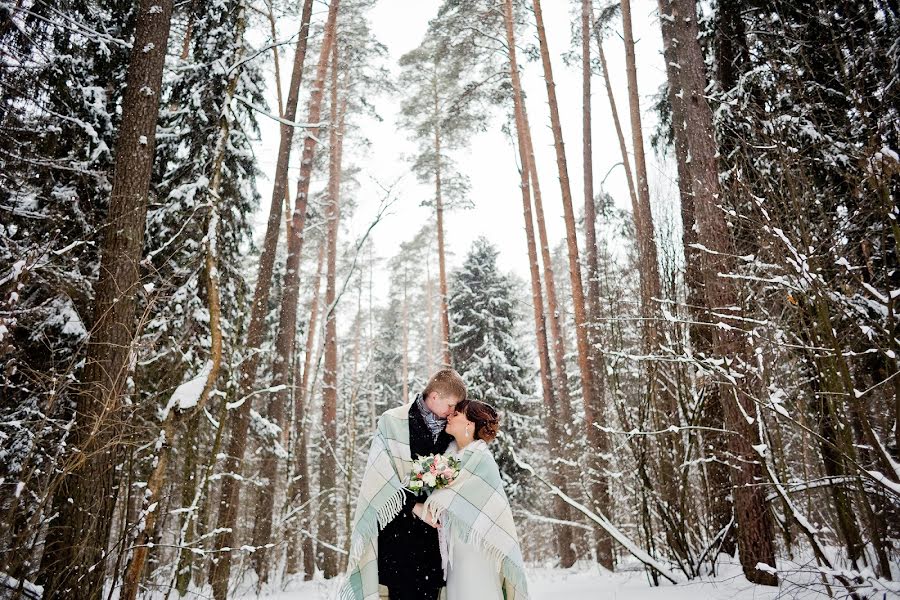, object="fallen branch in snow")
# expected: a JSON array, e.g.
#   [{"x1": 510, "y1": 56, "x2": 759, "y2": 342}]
[{"x1": 510, "y1": 450, "x2": 680, "y2": 584}]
